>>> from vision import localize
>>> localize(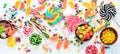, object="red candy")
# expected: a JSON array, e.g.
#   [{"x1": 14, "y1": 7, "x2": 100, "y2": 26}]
[{"x1": 85, "y1": 45, "x2": 98, "y2": 54}]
